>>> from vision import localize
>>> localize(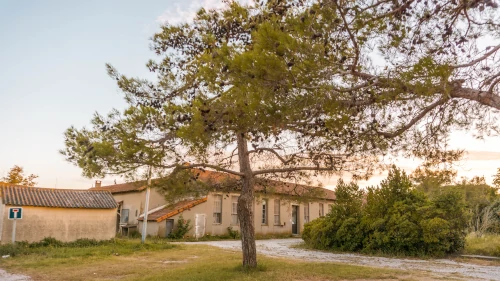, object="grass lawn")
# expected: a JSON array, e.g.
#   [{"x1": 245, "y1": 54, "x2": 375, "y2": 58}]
[{"x1": 0, "y1": 239, "x2": 434, "y2": 281}]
